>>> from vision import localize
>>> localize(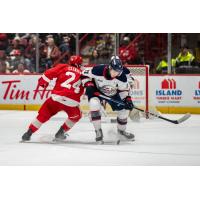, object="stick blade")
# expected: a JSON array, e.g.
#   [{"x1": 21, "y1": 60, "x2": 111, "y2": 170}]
[{"x1": 176, "y1": 113, "x2": 191, "y2": 124}]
